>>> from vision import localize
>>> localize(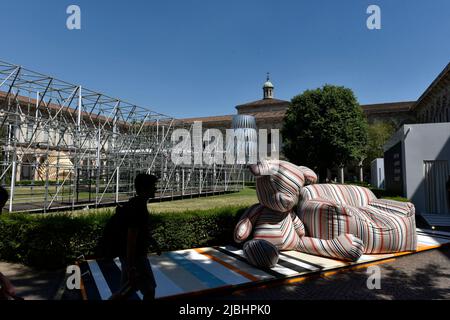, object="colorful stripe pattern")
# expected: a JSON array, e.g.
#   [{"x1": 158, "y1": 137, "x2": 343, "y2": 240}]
[
  {"x1": 298, "y1": 184, "x2": 417, "y2": 254},
  {"x1": 79, "y1": 228, "x2": 450, "y2": 300},
  {"x1": 240, "y1": 161, "x2": 367, "y2": 263},
  {"x1": 296, "y1": 233, "x2": 365, "y2": 261},
  {"x1": 300, "y1": 183, "x2": 377, "y2": 207},
  {"x1": 243, "y1": 239, "x2": 280, "y2": 268},
  {"x1": 249, "y1": 160, "x2": 313, "y2": 212},
  {"x1": 236, "y1": 206, "x2": 366, "y2": 263},
  {"x1": 298, "y1": 166, "x2": 318, "y2": 185}
]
